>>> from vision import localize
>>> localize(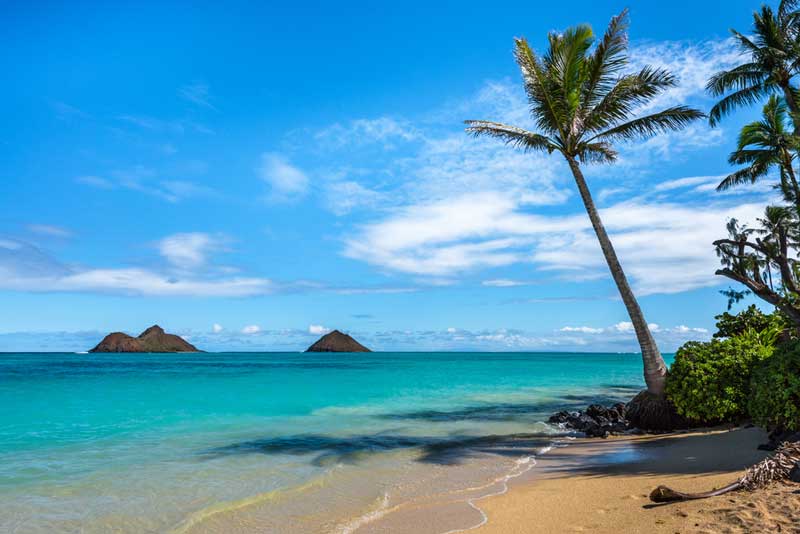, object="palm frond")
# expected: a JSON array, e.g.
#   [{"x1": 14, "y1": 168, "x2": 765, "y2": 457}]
[
  {"x1": 464, "y1": 120, "x2": 559, "y2": 152},
  {"x1": 590, "y1": 106, "x2": 705, "y2": 143},
  {"x1": 718, "y1": 161, "x2": 770, "y2": 190},
  {"x1": 514, "y1": 37, "x2": 564, "y2": 137},
  {"x1": 582, "y1": 9, "x2": 629, "y2": 109},
  {"x1": 706, "y1": 63, "x2": 768, "y2": 95},
  {"x1": 709, "y1": 84, "x2": 773, "y2": 126},
  {"x1": 584, "y1": 66, "x2": 677, "y2": 133},
  {"x1": 575, "y1": 141, "x2": 617, "y2": 164}
]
